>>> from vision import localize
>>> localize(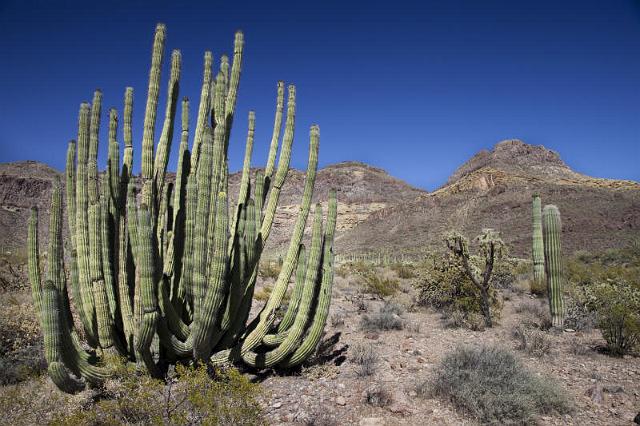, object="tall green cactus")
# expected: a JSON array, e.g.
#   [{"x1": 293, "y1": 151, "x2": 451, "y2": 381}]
[
  {"x1": 531, "y1": 194, "x2": 545, "y2": 292},
  {"x1": 28, "y1": 23, "x2": 338, "y2": 393},
  {"x1": 542, "y1": 204, "x2": 565, "y2": 328}
]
